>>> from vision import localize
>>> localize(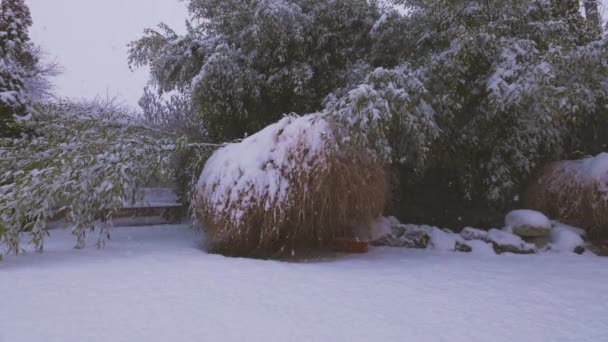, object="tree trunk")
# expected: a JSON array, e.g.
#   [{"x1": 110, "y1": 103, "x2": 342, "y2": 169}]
[{"x1": 583, "y1": 0, "x2": 602, "y2": 37}]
